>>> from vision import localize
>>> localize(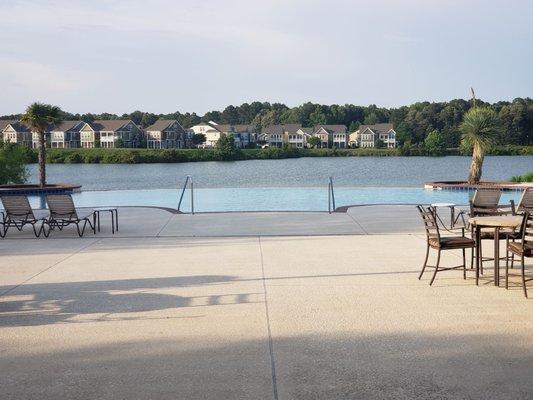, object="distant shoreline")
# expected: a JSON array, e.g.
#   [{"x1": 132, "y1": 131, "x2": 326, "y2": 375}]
[{"x1": 21, "y1": 145, "x2": 533, "y2": 164}]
